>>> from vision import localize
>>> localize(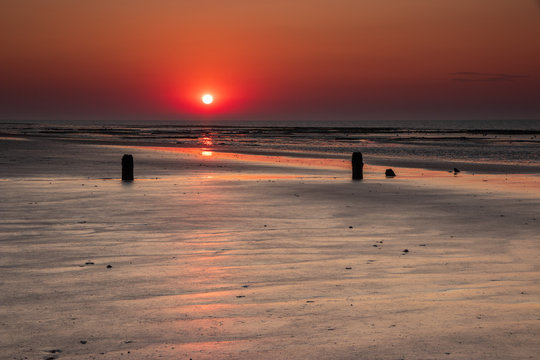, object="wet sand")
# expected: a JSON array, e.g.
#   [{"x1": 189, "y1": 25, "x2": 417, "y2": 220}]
[{"x1": 0, "y1": 137, "x2": 539, "y2": 359}]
